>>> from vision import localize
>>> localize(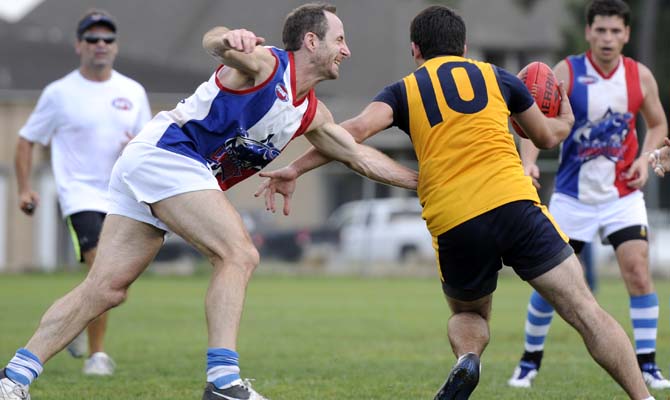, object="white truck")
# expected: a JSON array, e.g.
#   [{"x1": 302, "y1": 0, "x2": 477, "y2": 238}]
[{"x1": 321, "y1": 197, "x2": 434, "y2": 264}]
